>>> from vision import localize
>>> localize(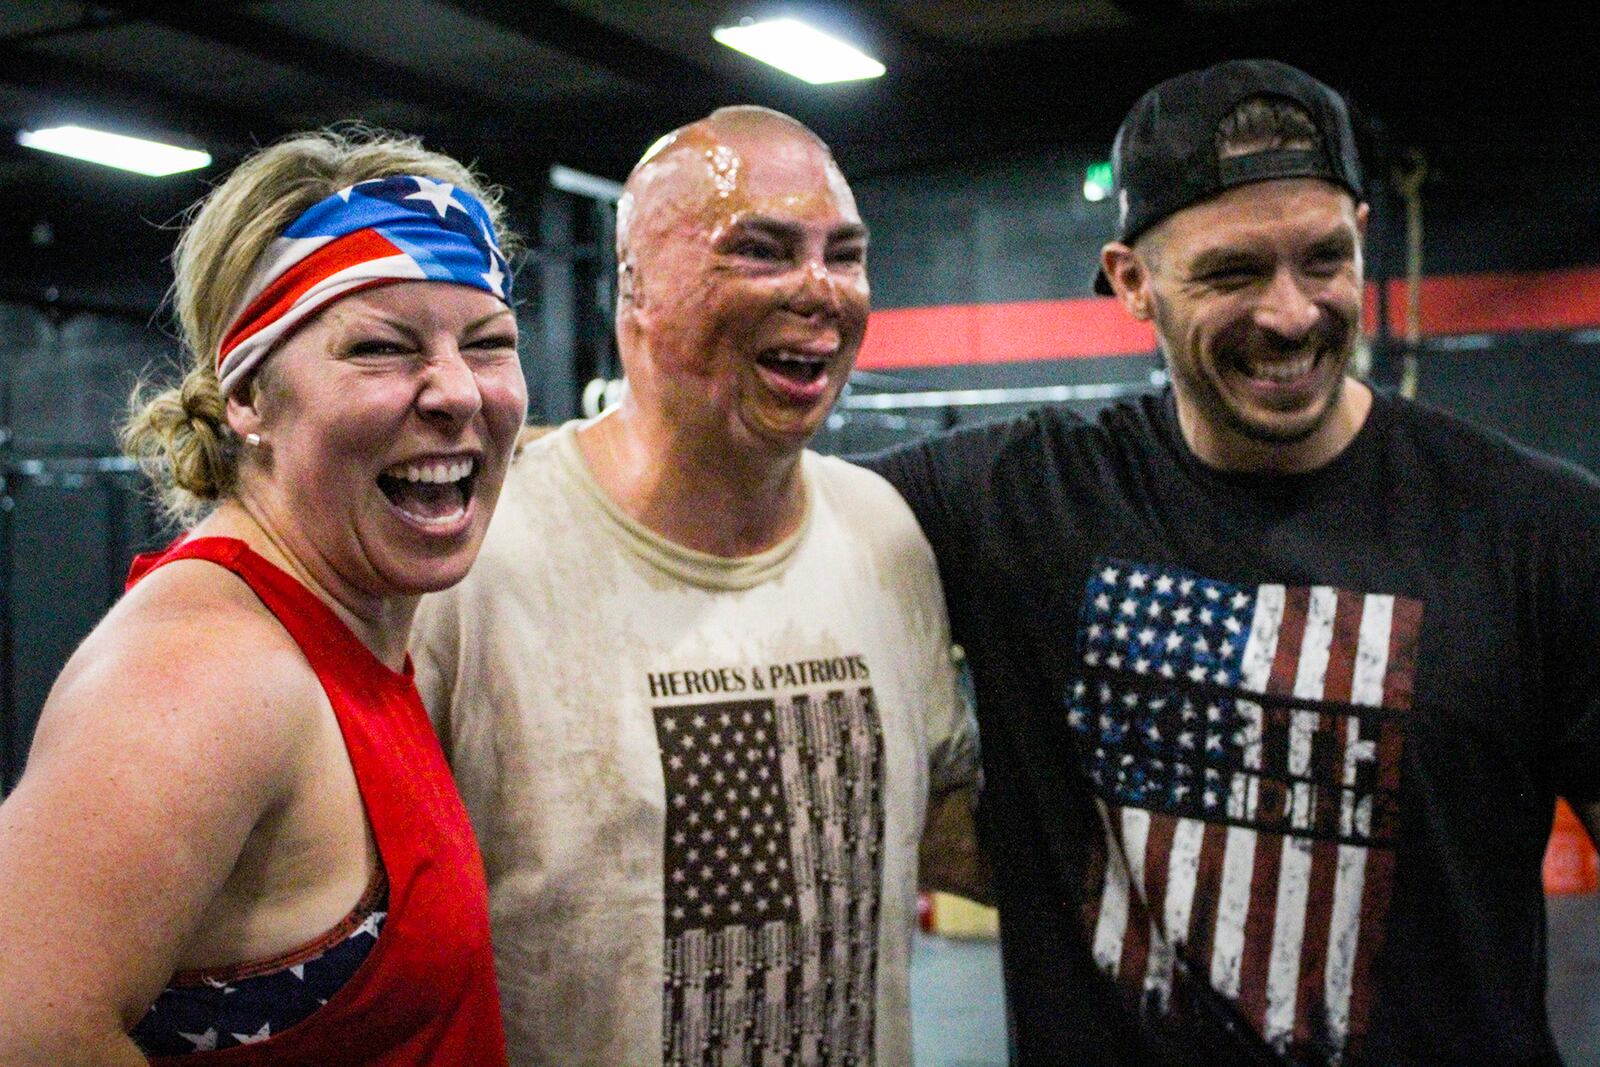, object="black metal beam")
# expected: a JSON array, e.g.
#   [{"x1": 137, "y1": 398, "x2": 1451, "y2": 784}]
[
  {"x1": 0, "y1": 312, "x2": 12, "y2": 795},
  {"x1": 537, "y1": 187, "x2": 580, "y2": 423},
  {"x1": 1100, "y1": 0, "x2": 1192, "y2": 26},
  {"x1": 440, "y1": 0, "x2": 733, "y2": 106},
  {"x1": 817, "y1": 3, "x2": 1386, "y2": 175},
  {"x1": 440, "y1": 0, "x2": 891, "y2": 140},
  {"x1": 0, "y1": 5, "x2": 132, "y2": 47},
  {"x1": 0, "y1": 40, "x2": 282, "y2": 154},
  {"x1": 93, "y1": 0, "x2": 501, "y2": 124},
  {"x1": 84, "y1": 1, "x2": 685, "y2": 186}
]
